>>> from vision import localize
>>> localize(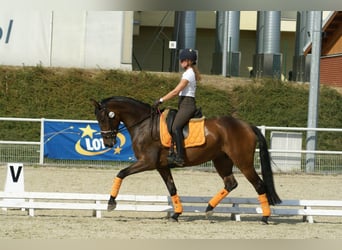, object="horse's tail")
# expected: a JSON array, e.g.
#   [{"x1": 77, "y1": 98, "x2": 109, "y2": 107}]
[{"x1": 251, "y1": 125, "x2": 282, "y2": 205}]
